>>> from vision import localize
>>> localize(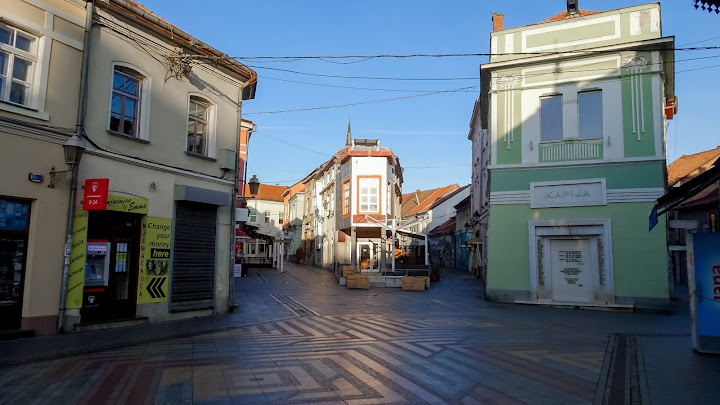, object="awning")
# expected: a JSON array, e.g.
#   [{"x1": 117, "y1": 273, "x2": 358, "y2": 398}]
[
  {"x1": 650, "y1": 159, "x2": 720, "y2": 230},
  {"x1": 235, "y1": 230, "x2": 251, "y2": 242}
]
